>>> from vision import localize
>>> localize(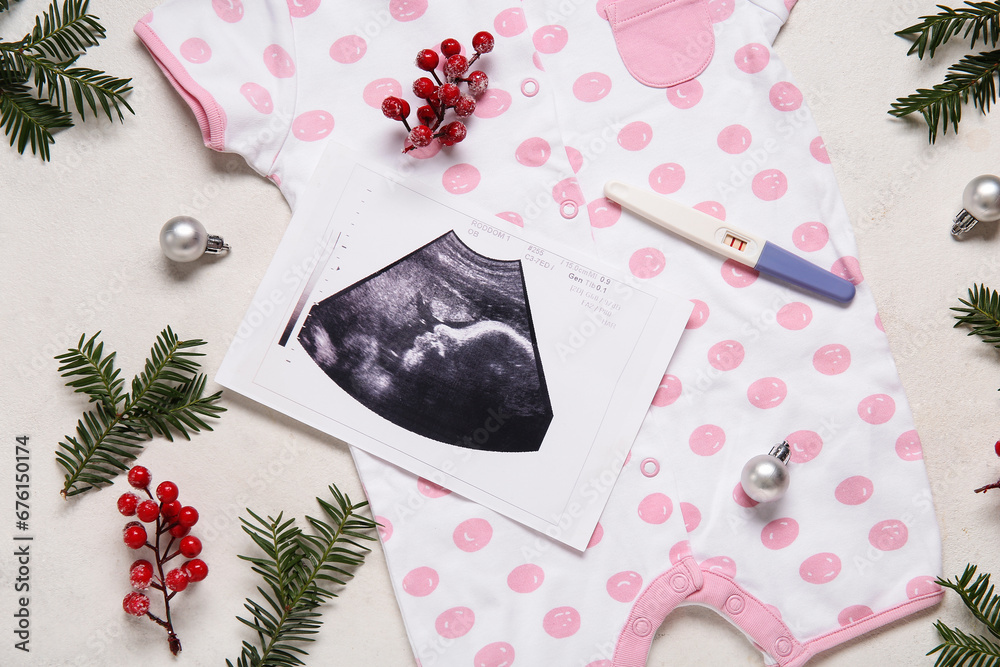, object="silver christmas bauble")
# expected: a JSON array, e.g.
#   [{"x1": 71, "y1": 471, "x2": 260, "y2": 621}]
[
  {"x1": 963, "y1": 174, "x2": 1000, "y2": 223},
  {"x1": 952, "y1": 174, "x2": 1000, "y2": 235},
  {"x1": 740, "y1": 441, "x2": 791, "y2": 503},
  {"x1": 159, "y1": 216, "x2": 230, "y2": 262}
]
